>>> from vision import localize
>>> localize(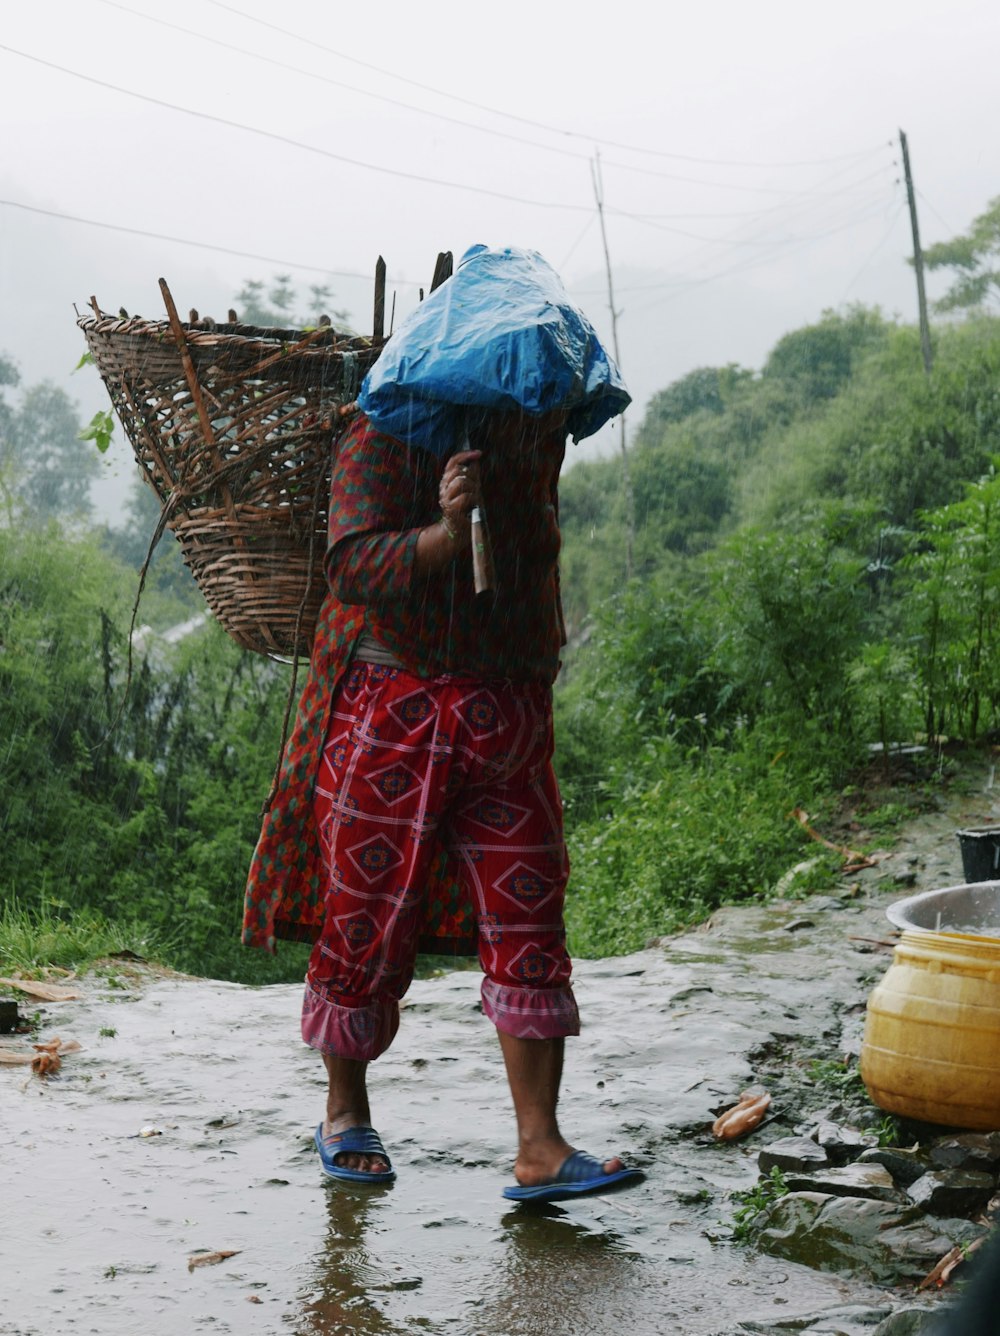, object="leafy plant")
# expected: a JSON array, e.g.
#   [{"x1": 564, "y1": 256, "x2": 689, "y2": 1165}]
[
  {"x1": 78, "y1": 409, "x2": 115, "y2": 454},
  {"x1": 729, "y1": 1167, "x2": 789, "y2": 1244},
  {"x1": 807, "y1": 1058, "x2": 866, "y2": 1096}
]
